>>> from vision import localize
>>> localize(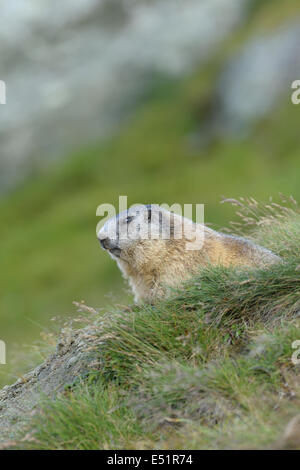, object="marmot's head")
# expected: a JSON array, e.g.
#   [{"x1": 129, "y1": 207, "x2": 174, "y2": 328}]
[{"x1": 97, "y1": 205, "x2": 197, "y2": 269}]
